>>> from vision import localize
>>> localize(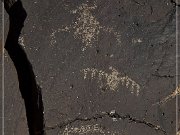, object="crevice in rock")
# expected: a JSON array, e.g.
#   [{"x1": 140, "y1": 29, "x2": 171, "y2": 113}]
[
  {"x1": 170, "y1": 0, "x2": 180, "y2": 7},
  {"x1": 46, "y1": 111, "x2": 166, "y2": 134},
  {"x1": 4, "y1": 0, "x2": 45, "y2": 134},
  {"x1": 152, "y1": 73, "x2": 175, "y2": 78}
]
